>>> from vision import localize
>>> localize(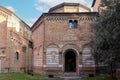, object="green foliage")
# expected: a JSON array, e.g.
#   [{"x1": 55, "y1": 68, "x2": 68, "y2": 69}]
[
  {"x1": 84, "y1": 74, "x2": 117, "y2": 80},
  {"x1": 91, "y1": 0, "x2": 120, "y2": 77},
  {"x1": 92, "y1": 0, "x2": 120, "y2": 64},
  {"x1": 84, "y1": 76, "x2": 102, "y2": 80},
  {"x1": 0, "y1": 73, "x2": 48, "y2": 80}
]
